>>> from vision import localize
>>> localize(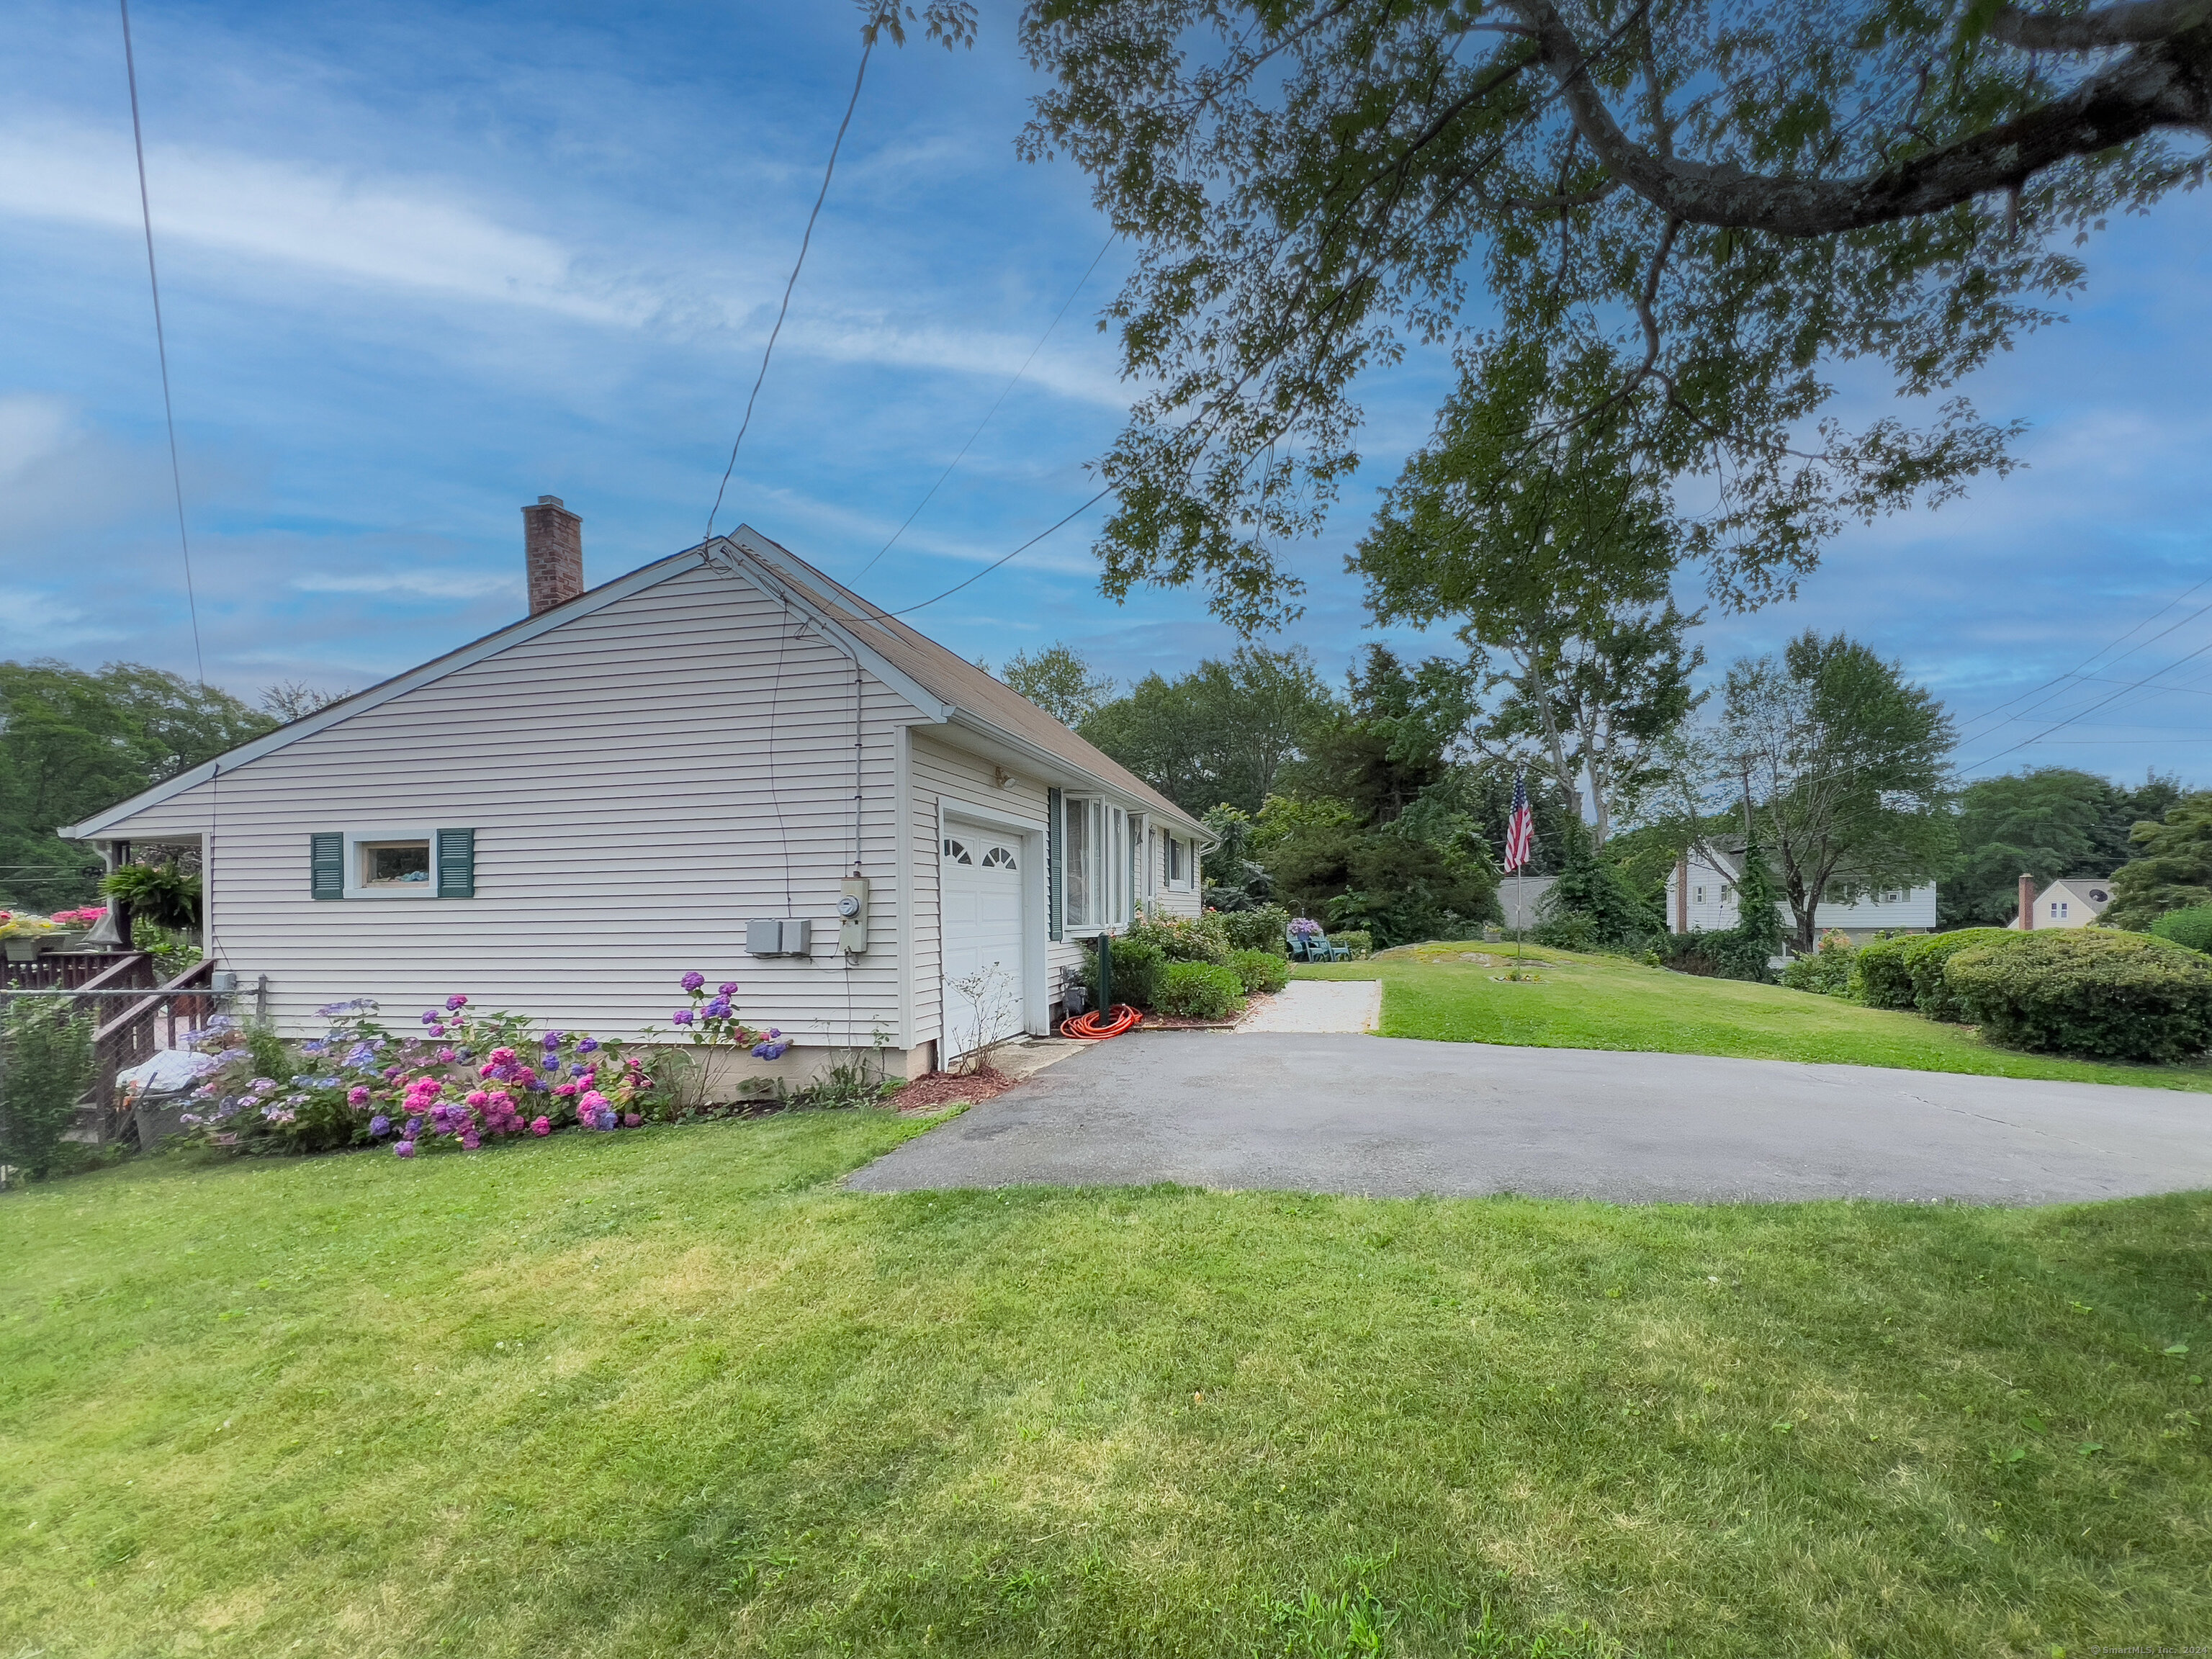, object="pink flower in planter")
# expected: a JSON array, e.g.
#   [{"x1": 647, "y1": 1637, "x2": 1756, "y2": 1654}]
[{"x1": 530, "y1": 1116, "x2": 550, "y2": 1136}]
